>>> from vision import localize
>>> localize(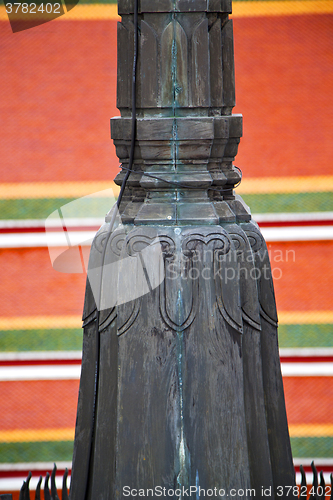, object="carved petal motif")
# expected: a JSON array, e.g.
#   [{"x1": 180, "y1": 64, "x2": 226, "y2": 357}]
[
  {"x1": 182, "y1": 229, "x2": 243, "y2": 334},
  {"x1": 140, "y1": 21, "x2": 158, "y2": 107},
  {"x1": 221, "y1": 19, "x2": 235, "y2": 108},
  {"x1": 161, "y1": 20, "x2": 188, "y2": 107},
  {"x1": 209, "y1": 17, "x2": 223, "y2": 107},
  {"x1": 117, "y1": 20, "x2": 134, "y2": 109},
  {"x1": 224, "y1": 224, "x2": 261, "y2": 331},
  {"x1": 118, "y1": 231, "x2": 175, "y2": 334},
  {"x1": 192, "y1": 18, "x2": 210, "y2": 107},
  {"x1": 159, "y1": 233, "x2": 197, "y2": 329},
  {"x1": 83, "y1": 227, "x2": 126, "y2": 329},
  {"x1": 241, "y1": 221, "x2": 278, "y2": 327}
]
